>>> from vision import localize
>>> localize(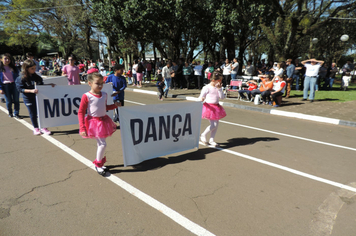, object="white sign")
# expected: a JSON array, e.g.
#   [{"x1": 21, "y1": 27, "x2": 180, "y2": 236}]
[
  {"x1": 0, "y1": 76, "x2": 69, "y2": 100},
  {"x1": 119, "y1": 102, "x2": 203, "y2": 166},
  {"x1": 36, "y1": 84, "x2": 113, "y2": 128},
  {"x1": 43, "y1": 76, "x2": 69, "y2": 86}
]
